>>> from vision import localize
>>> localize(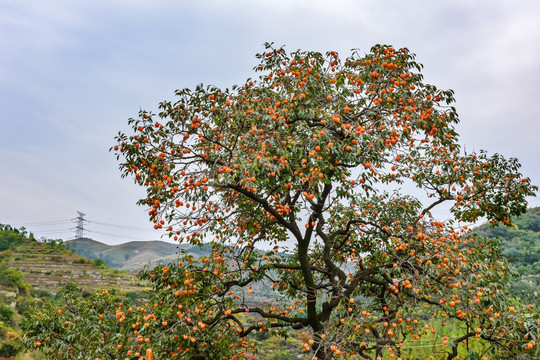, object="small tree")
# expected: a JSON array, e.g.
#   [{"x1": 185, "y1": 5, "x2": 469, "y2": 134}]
[
  {"x1": 22, "y1": 282, "x2": 245, "y2": 359},
  {"x1": 111, "y1": 43, "x2": 539, "y2": 359},
  {"x1": 22, "y1": 291, "x2": 141, "y2": 359}
]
